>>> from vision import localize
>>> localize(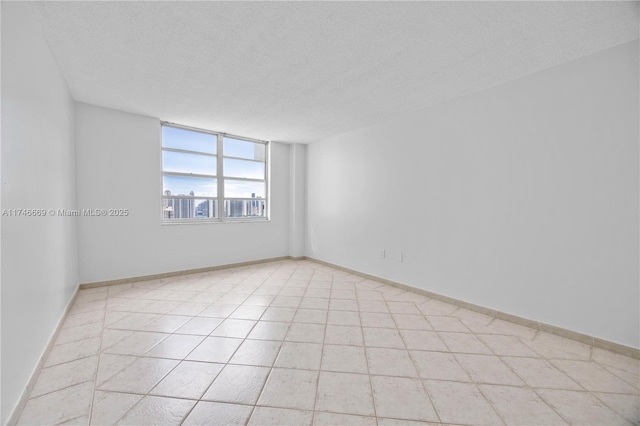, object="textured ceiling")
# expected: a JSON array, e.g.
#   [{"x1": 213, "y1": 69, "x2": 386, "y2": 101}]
[{"x1": 29, "y1": 1, "x2": 638, "y2": 143}]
